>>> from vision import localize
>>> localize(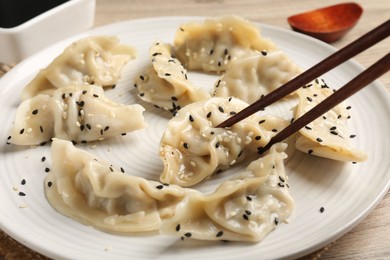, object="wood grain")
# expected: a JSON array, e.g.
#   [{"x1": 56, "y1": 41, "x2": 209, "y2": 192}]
[{"x1": 1, "y1": 0, "x2": 389, "y2": 259}]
